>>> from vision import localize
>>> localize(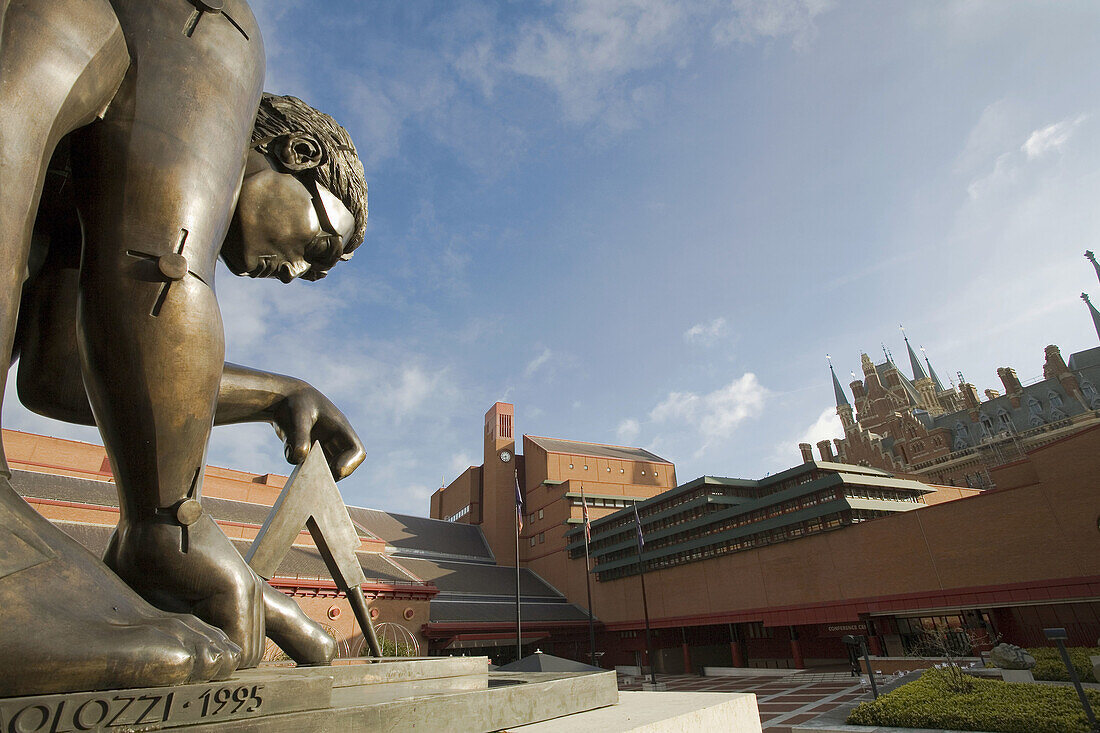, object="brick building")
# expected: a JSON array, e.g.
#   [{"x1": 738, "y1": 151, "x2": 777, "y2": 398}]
[
  {"x1": 431, "y1": 402, "x2": 1100, "y2": 672},
  {"x1": 4, "y1": 429, "x2": 589, "y2": 662}
]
